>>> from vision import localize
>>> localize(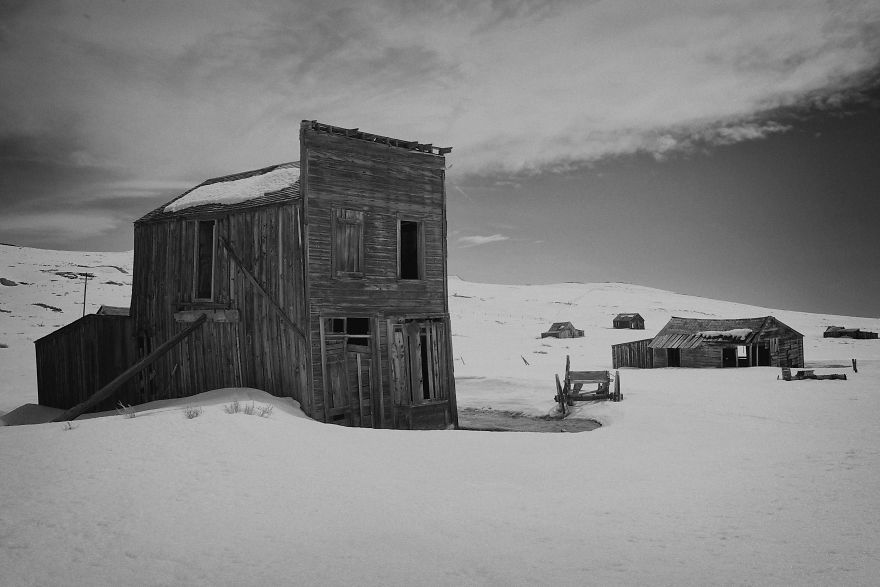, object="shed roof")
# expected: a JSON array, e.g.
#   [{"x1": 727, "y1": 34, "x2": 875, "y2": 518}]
[
  {"x1": 136, "y1": 162, "x2": 300, "y2": 223},
  {"x1": 97, "y1": 305, "x2": 130, "y2": 316},
  {"x1": 649, "y1": 316, "x2": 801, "y2": 349},
  {"x1": 546, "y1": 321, "x2": 576, "y2": 331}
]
